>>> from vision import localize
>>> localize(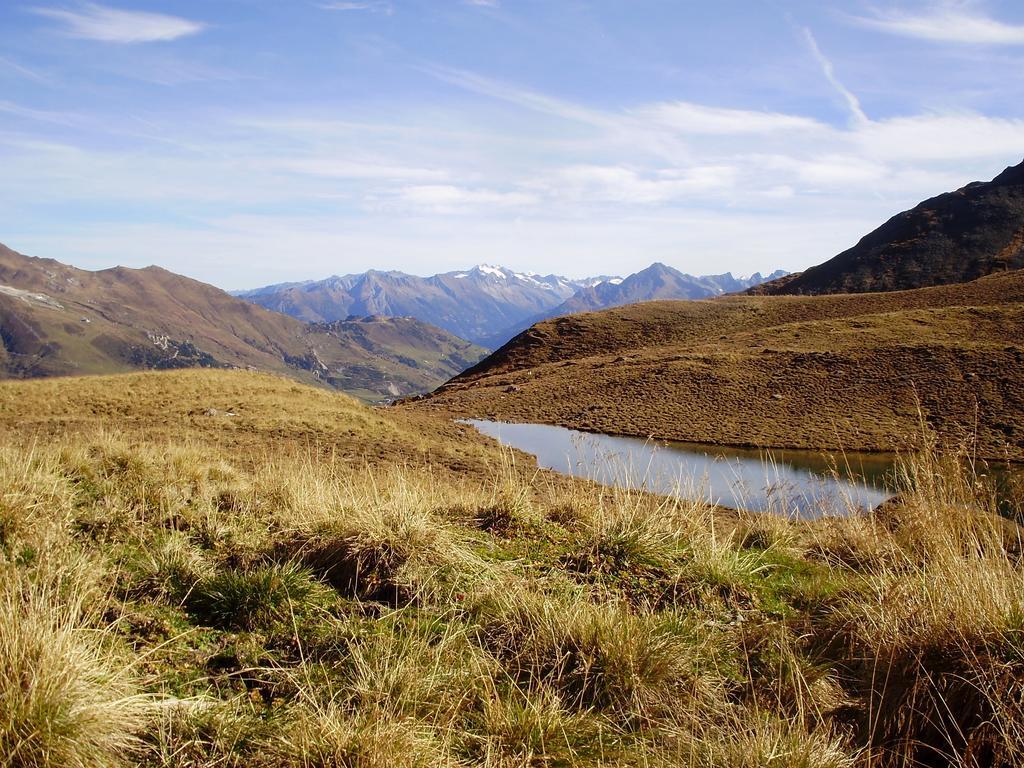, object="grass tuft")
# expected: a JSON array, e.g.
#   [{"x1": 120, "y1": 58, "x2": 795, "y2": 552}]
[
  {"x1": 188, "y1": 562, "x2": 326, "y2": 632},
  {"x1": 0, "y1": 570, "x2": 151, "y2": 768}
]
